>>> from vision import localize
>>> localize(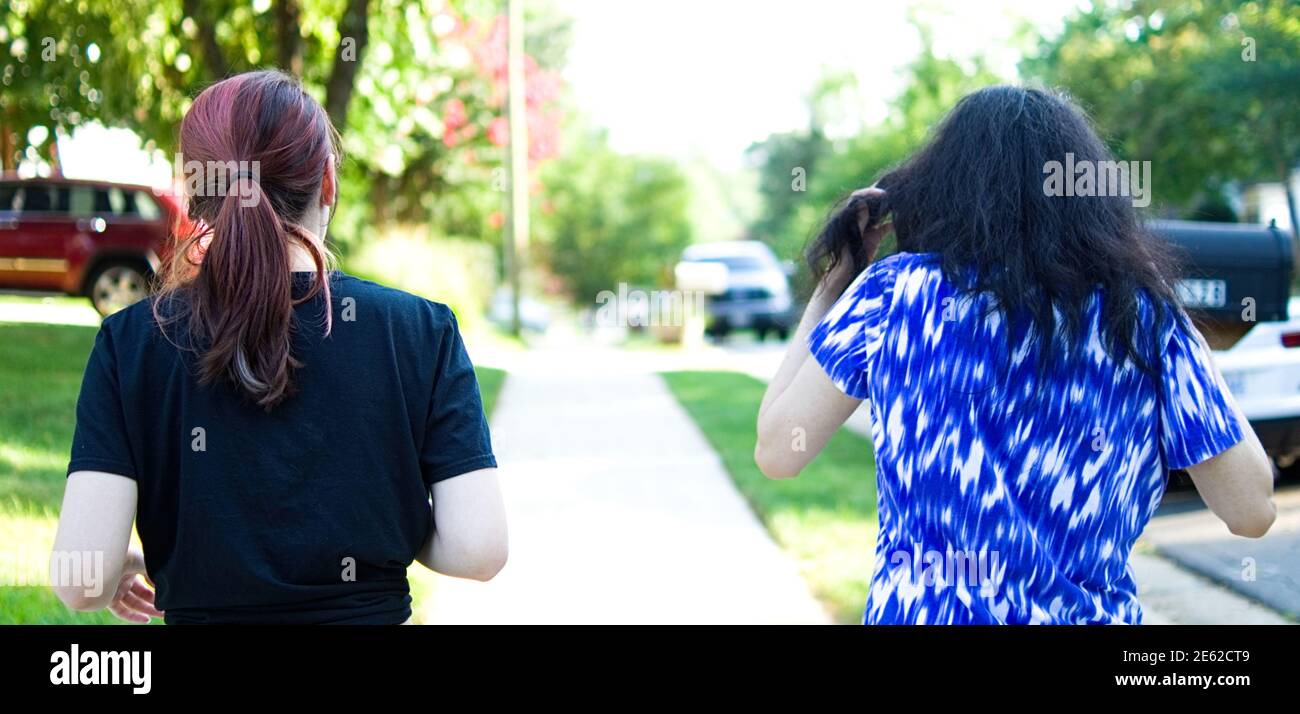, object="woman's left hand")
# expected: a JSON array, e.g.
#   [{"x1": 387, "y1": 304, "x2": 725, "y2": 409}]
[
  {"x1": 850, "y1": 186, "x2": 892, "y2": 256},
  {"x1": 108, "y1": 549, "x2": 164, "y2": 624},
  {"x1": 820, "y1": 187, "x2": 892, "y2": 301}
]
